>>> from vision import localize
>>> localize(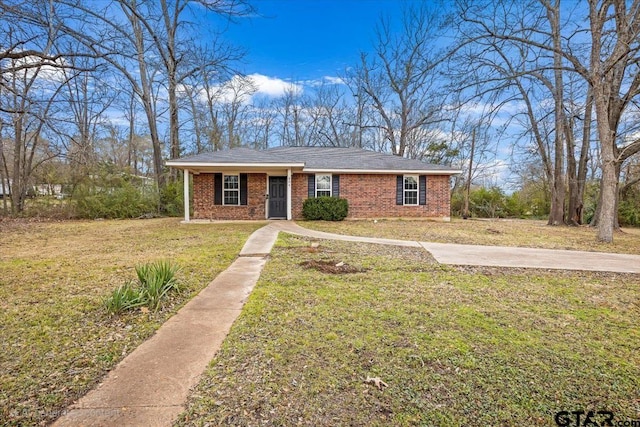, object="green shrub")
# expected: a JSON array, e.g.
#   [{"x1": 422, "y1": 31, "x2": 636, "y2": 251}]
[
  {"x1": 103, "y1": 260, "x2": 180, "y2": 314},
  {"x1": 302, "y1": 197, "x2": 349, "y2": 221},
  {"x1": 618, "y1": 199, "x2": 640, "y2": 227},
  {"x1": 159, "y1": 179, "x2": 185, "y2": 217},
  {"x1": 74, "y1": 181, "x2": 158, "y2": 219},
  {"x1": 470, "y1": 187, "x2": 507, "y2": 218}
]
